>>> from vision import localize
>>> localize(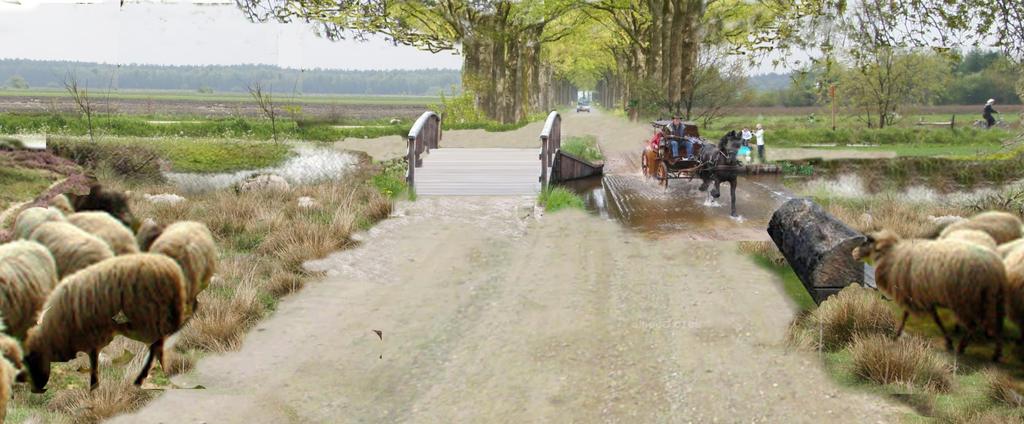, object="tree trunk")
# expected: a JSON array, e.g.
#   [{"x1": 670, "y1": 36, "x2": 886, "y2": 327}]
[
  {"x1": 767, "y1": 198, "x2": 872, "y2": 304},
  {"x1": 668, "y1": 0, "x2": 684, "y2": 113}
]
